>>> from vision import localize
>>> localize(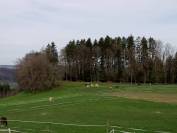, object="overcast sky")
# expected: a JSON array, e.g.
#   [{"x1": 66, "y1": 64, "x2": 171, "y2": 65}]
[{"x1": 0, "y1": 0, "x2": 177, "y2": 65}]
